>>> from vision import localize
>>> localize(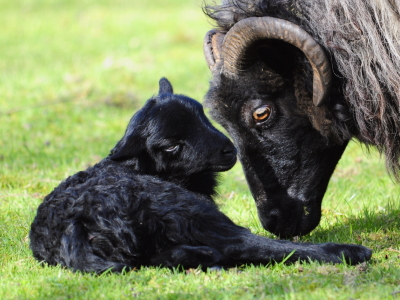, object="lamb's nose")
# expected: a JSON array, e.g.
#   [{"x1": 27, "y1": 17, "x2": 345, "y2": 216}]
[
  {"x1": 221, "y1": 141, "x2": 237, "y2": 156},
  {"x1": 222, "y1": 147, "x2": 234, "y2": 155}
]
